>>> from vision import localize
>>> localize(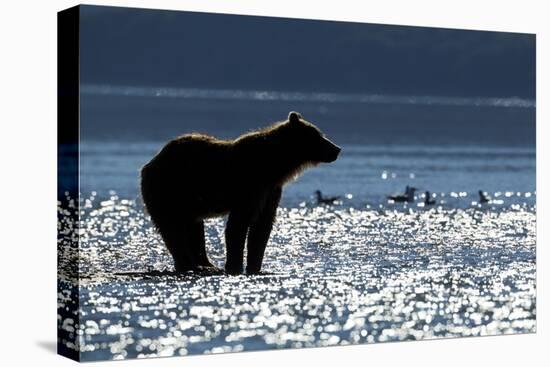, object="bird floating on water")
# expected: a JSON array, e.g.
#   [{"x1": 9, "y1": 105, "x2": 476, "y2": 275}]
[
  {"x1": 479, "y1": 190, "x2": 490, "y2": 204},
  {"x1": 424, "y1": 191, "x2": 436, "y2": 206},
  {"x1": 387, "y1": 185, "x2": 417, "y2": 203},
  {"x1": 315, "y1": 190, "x2": 341, "y2": 205}
]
